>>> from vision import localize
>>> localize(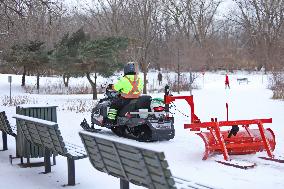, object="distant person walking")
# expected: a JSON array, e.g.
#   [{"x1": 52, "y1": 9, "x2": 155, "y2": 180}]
[
  {"x1": 158, "y1": 71, "x2": 162, "y2": 86},
  {"x1": 225, "y1": 74, "x2": 230, "y2": 89}
]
